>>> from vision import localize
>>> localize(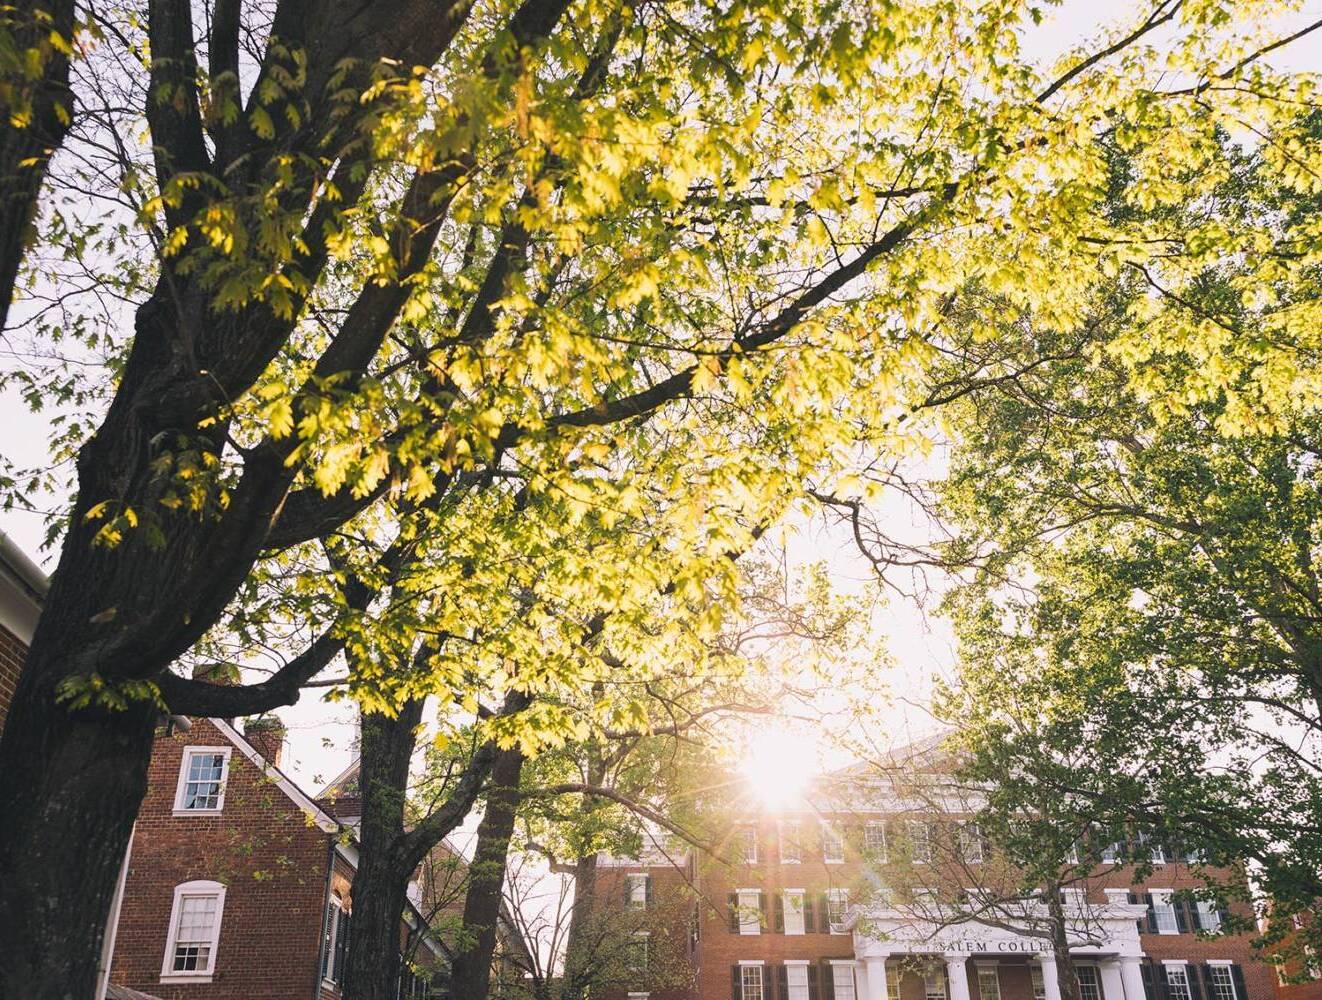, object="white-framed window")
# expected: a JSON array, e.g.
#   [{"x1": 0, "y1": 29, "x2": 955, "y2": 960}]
[
  {"x1": 781, "y1": 821, "x2": 801, "y2": 864},
  {"x1": 1065, "y1": 841, "x2": 1081, "y2": 865},
  {"x1": 173, "y1": 747, "x2": 231, "y2": 814},
  {"x1": 1076, "y1": 966, "x2": 1101, "y2": 1000},
  {"x1": 1031, "y1": 965, "x2": 1047, "y2": 1000},
  {"x1": 1196, "y1": 900, "x2": 1223, "y2": 933},
  {"x1": 1152, "y1": 890, "x2": 1180, "y2": 934},
  {"x1": 959, "y1": 823, "x2": 984, "y2": 863},
  {"x1": 321, "y1": 895, "x2": 345, "y2": 984},
  {"x1": 925, "y1": 967, "x2": 948, "y2": 1000},
  {"x1": 908, "y1": 821, "x2": 933, "y2": 863},
  {"x1": 888, "y1": 965, "x2": 902, "y2": 1000},
  {"x1": 976, "y1": 967, "x2": 1001, "y2": 1000},
  {"x1": 740, "y1": 826, "x2": 759, "y2": 864},
  {"x1": 783, "y1": 889, "x2": 806, "y2": 935},
  {"x1": 787, "y1": 962, "x2": 811, "y2": 1000},
  {"x1": 1061, "y1": 888, "x2": 1088, "y2": 908},
  {"x1": 827, "y1": 888, "x2": 849, "y2": 933},
  {"x1": 1101, "y1": 841, "x2": 1120, "y2": 863},
  {"x1": 741, "y1": 963, "x2": 765, "y2": 1000},
  {"x1": 1207, "y1": 963, "x2": 1239, "y2": 1000},
  {"x1": 160, "y1": 880, "x2": 226, "y2": 982},
  {"x1": 822, "y1": 822, "x2": 845, "y2": 863},
  {"x1": 1164, "y1": 963, "x2": 1192, "y2": 1000},
  {"x1": 627, "y1": 873, "x2": 649, "y2": 909},
  {"x1": 831, "y1": 961, "x2": 857, "y2": 1000},
  {"x1": 738, "y1": 889, "x2": 761, "y2": 935},
  {"x1": 1140, "y1": 834, "x2": 1167, "y2": 864},
  {"x1": 628, "y1": 931, "x2": 649, "y2": 973},
  {"x1": 865, "y1": 820, "x2": 888, "y2": 859}
]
